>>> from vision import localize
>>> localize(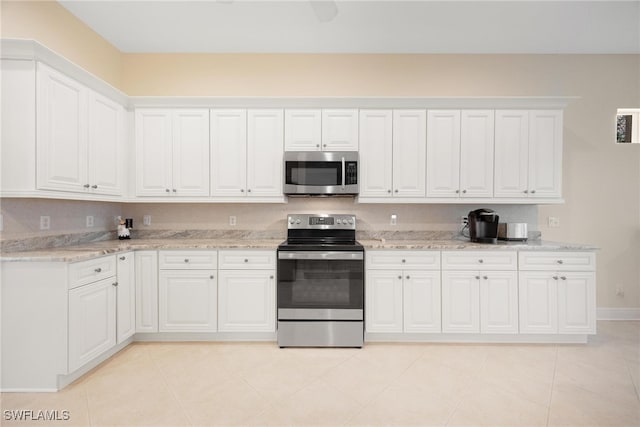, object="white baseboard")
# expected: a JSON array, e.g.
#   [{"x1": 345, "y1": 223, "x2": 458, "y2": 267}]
[{"x1": 597, "y1": 307, "x2": 640, "y2": 320}]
